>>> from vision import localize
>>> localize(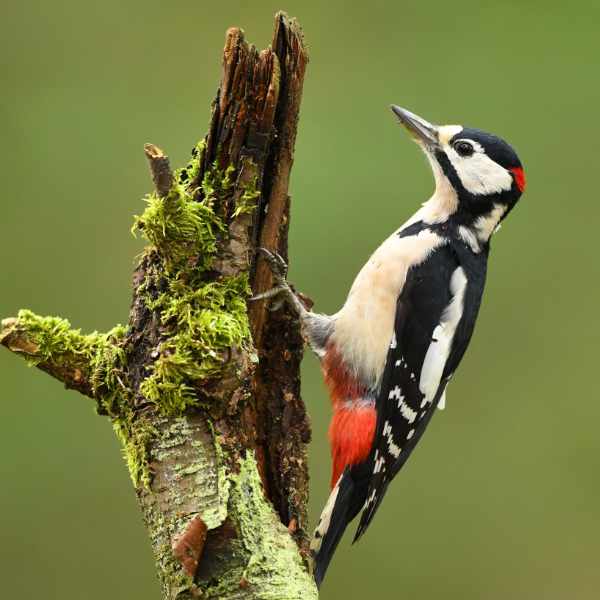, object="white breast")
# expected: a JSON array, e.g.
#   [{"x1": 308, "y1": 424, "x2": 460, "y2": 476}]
[{"x1": 331, "y1": 229, "x2": 445, "y2": 387}]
